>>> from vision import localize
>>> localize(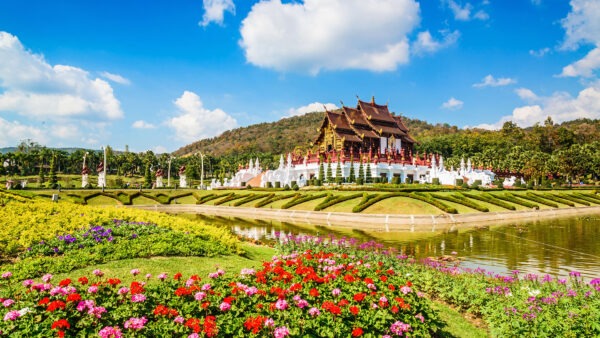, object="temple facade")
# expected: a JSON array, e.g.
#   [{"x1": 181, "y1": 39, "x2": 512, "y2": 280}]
[{"x1": 212, "y1": 97, "x2": 497, "y2": 189}]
